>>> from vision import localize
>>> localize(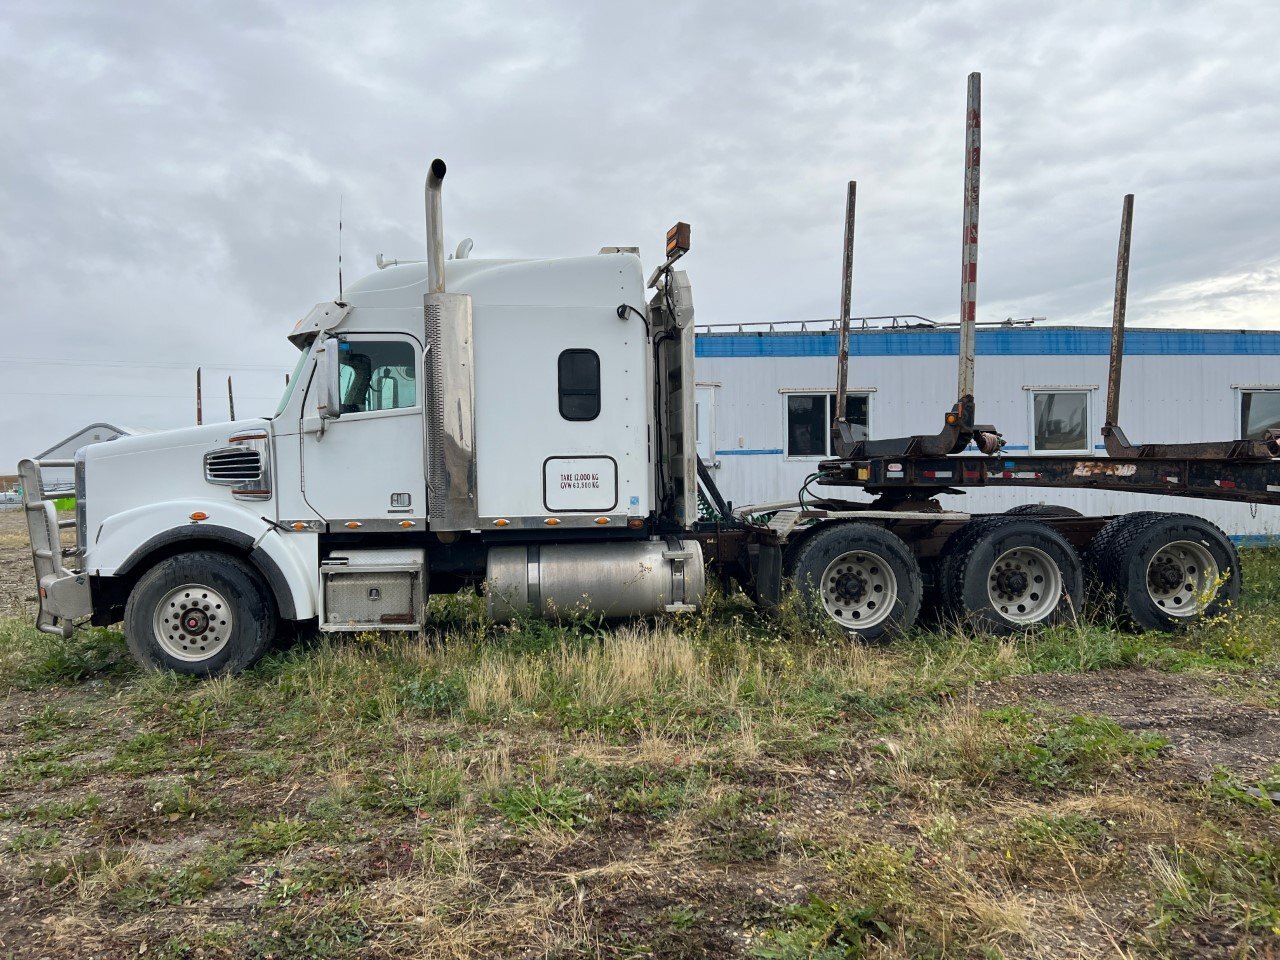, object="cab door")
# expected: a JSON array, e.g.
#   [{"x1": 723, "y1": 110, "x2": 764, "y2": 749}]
[{"x1": 300, "y1": 333, "x2": 426, "y2": 526}]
